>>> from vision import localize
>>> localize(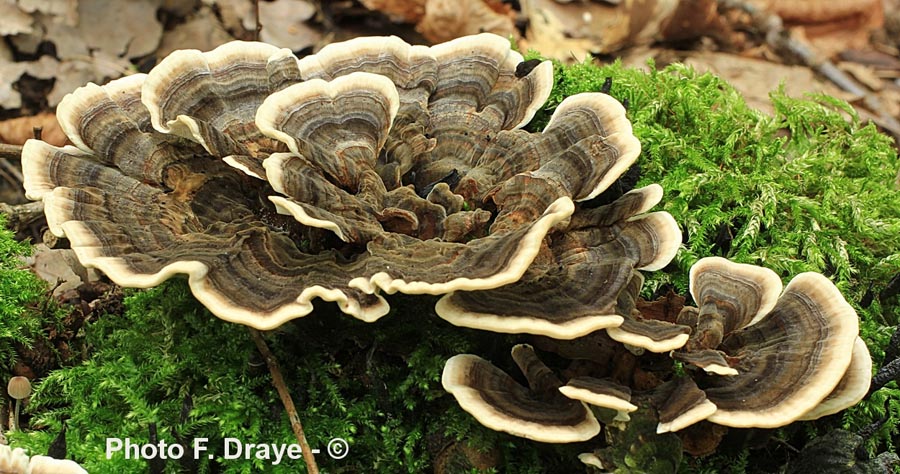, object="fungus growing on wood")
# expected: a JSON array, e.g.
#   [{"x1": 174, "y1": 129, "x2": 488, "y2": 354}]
[
  {"x1": 23, "y1": 33, "x2": 672, "y2": 331},
  {"x1": 798, "y1": 336, "x2": 872, "y2": 421},
  {"x1": 441, "y1": 344, "x2": 600, "y2": 443},
  {"x1": 581, "y1": 256, "x2": 874, "y2": 433},
  {"x1": 437, "y1": 184, "x2": 681, "y2": 339},
  {"x1": 675, "y1": 258, "x2": 865, "y2": 429},
  {"x1": 654, "y1": 377, "x2": 717, "y2": 434}
]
